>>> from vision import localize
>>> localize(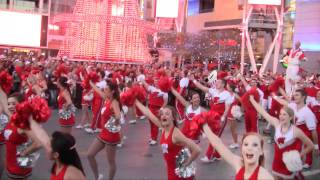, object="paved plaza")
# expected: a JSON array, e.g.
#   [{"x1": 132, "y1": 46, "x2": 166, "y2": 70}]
[{"x1": 7, "y1": 108, "x2": 320, "y2": 180}]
